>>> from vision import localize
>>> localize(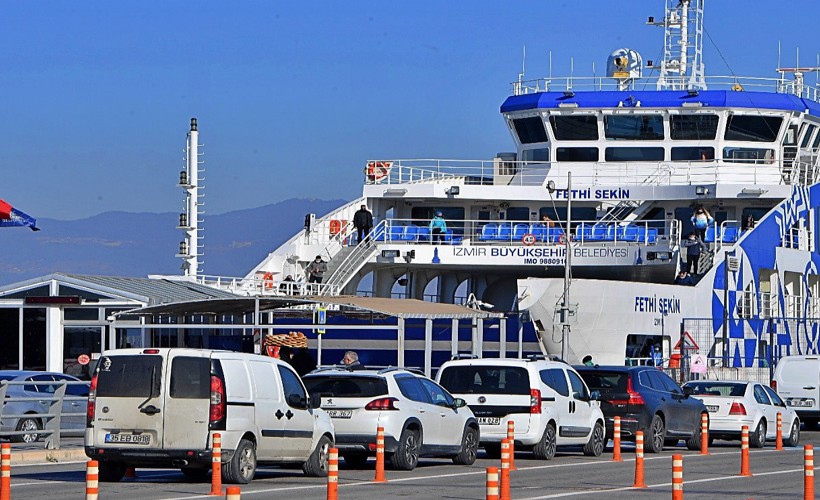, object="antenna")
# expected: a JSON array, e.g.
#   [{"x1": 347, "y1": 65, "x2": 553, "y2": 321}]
[
  {"x1": 549, "y1": 50, "x2": 553, "y2": 80},
  {"x1": 654, "y1": 0, "x2": 705, "y2": 90}
]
